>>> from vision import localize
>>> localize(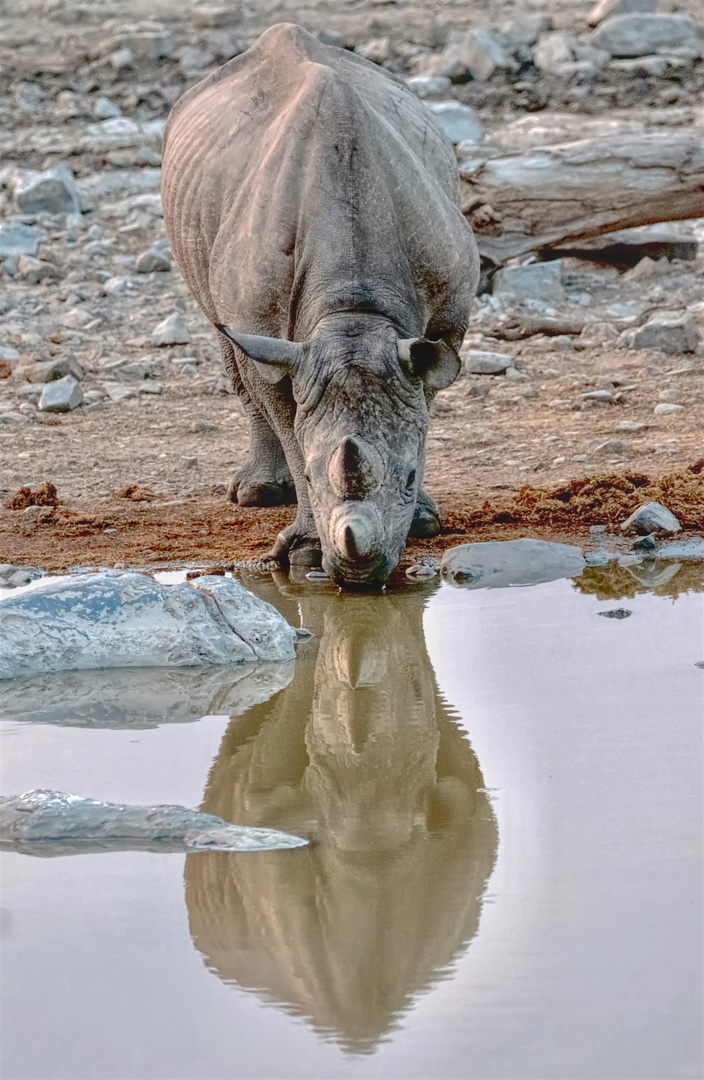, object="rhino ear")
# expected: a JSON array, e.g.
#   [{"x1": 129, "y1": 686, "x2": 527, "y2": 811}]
[
  {"x1": 397, "y1": 337, "x2": 461, "y2": 391},
  {"x1": 217, "y1": 325, "x2": 303, "y2": 384}
]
